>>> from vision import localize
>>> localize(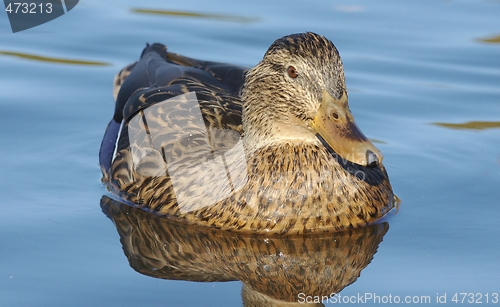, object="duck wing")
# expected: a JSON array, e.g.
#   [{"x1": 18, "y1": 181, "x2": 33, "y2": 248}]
[{"x1": 100, "y1": 43, "x2": 248, "y2": 175}]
